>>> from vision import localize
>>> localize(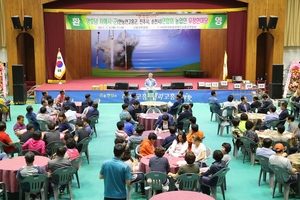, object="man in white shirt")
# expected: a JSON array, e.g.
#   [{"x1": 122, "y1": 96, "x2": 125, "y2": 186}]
[
  {"x1": 37, "y1": 100, "x2": 51, "y2": 115},
  {"x1": 36, "y1": 107, "x2": 53, "y2": 123},
  {"x1": 256, "y1": 138, "x2": 276, "y2": 158},
  {"x1": 222, "y1": 95, "x2": 236, "y2": 117},
  {"x1": 64, "y1": 105, "x2": 77, "y2": 122},
  {"x1": 46, "y1": 99, "x2": 58, "y2": 115}
]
